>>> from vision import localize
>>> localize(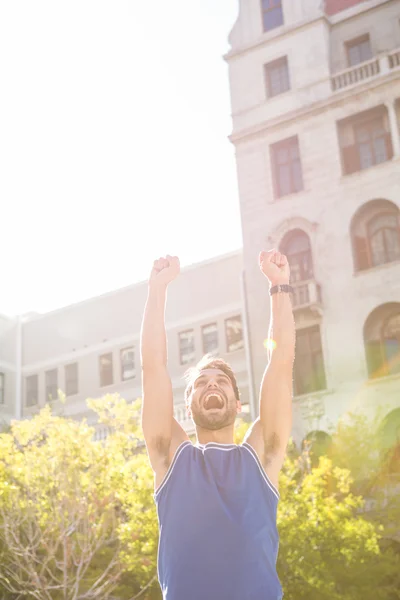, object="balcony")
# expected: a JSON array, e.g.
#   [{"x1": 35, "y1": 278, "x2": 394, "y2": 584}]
[
  {"x1": 292, "y1": 280, "x2": 322, "y2": 313},
  {"x1": 331, "y1": 48, "x2": 400, "y2": 92},
  {"x1": 93, "y1": 425, "x2": 112, "y2": 441},
  {"x1": 174, "y1": 403, "x2": 196, "y2": 433}
]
